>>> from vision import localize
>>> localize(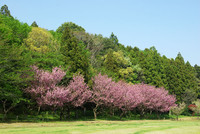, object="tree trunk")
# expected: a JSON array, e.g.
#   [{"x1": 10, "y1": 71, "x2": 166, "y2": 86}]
[
  {"x1": 120, "y1": 112, "x2": 124, "y2": 120},
  {"x1": 37, "y1": 106, "x2": 41, "y2": 115},
  {"x1": 67, "y1": 108, "x2": 70, "y2": 120},
  {"x1": 93, "y1": 104, "x2": 98, "y2": 120},
  {"x1": 2, "y1": 112, "x2": 7, "y2": 121},
  {"x1": 140, "y1": 108, "x2": 145, "y2": 119},
  {"x1": 176, "y1": 115, "x2": 179, "y2": 121},
  {"x1": 109, "y1": 108, "x2": 115, "y2": 117},
  {"x1": 156, "y1": 111, "x2": 159, "y2": 119},
  {"x1": 60, "y1": 108, "x2": 63, "y2": 120},
  {"x1": 150, "y1": 110, "x2": 152, "y2": 115},
  {"x1": 2, "y1": 100, "x2": 15, "y2": 121},
  {"x1": 83, "y1": 107, "x2": 86, "y2": 116},
  {"x1": 93, "y1": 110, "x2": 97, "y2": 120},
  {"x1": 75, "y1": 108, "x2": 78, "y2": 119}
]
